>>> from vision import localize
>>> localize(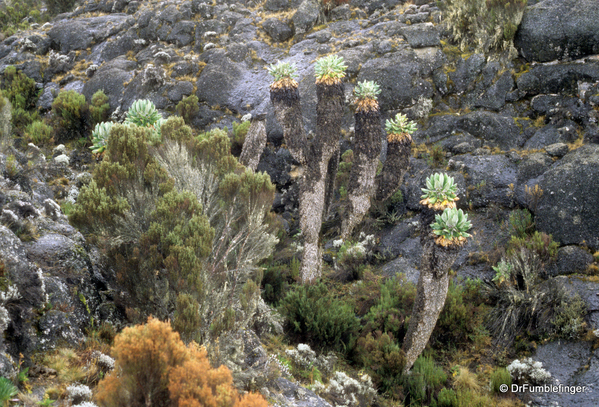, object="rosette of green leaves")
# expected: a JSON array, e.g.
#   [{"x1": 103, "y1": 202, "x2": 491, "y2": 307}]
[
  {"x1": 267, "y1": 61, "x2": 298, "y2": 82},
  {"x1": 431, "y1": 207, "x2": 472, "y2": 241},
  {"x1": 385, "y1": 113, "x2": 417, "y2": 135},
  {"x1": 314, "y1": 55, "x2": 347, "y2": 83},
  {"x1": 420, "y1": 173, "x2": 458, "y2": 206},
  {"x1": 90, "y1": 121, "x2": 113, "y2": 154},
  {"x1": 125, "y1": 99, "x2": 163, "y2": 128},
  {"x1": 354, "y1": 81, "x2": 381, "y2": 101}
]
